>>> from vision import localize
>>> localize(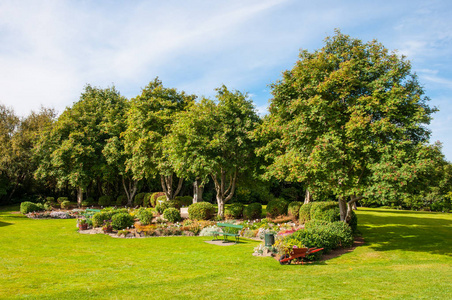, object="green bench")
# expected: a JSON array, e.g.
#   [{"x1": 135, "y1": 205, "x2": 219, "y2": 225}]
[
  {"x1": 83, "y1": 208, "x2": 101, "y2": 217},
  {"x1": 212, "y1": 223, "x2": 243, "y2": 244}
]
